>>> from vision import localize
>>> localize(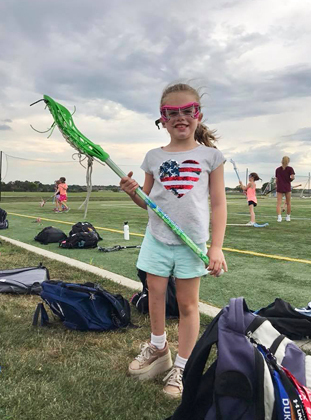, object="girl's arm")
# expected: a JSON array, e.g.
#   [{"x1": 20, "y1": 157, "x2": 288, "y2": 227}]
[
  {"x1": 120, "y1": 171, "x2": 154, "y2": 210},
  {"x1": 208, "y1": 164, "x2": 228, "y2": 276},
  {"x1": 239, "y1": 181, "x2": 251, "y2": 191}
]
